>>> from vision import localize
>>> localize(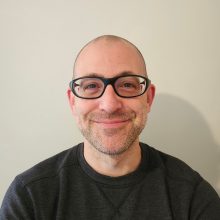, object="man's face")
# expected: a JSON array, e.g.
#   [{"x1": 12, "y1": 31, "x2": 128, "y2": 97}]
[{"x1": 68, "y1": 40, "x2": 155, "y2": 156}]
